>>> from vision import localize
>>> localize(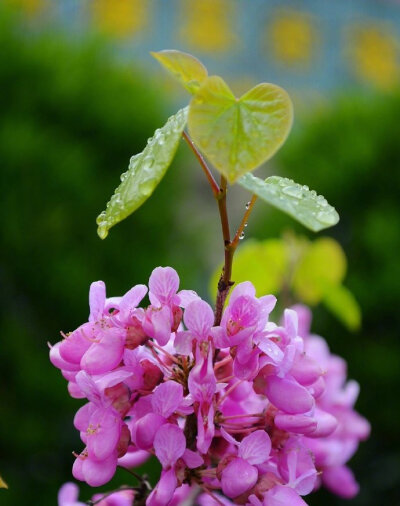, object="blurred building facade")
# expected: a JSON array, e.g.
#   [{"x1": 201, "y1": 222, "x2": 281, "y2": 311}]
[{"x1": 8, "y1": 0, "x2": 400, "y2": 98}]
